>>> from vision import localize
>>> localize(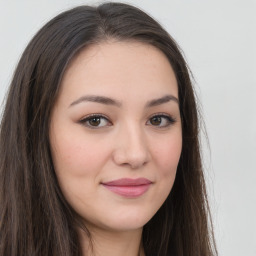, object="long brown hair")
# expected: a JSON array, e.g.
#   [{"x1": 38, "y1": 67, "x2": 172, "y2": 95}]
[{"x1": 0, "y1": 2, "x2": 217, "y2": 256}]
